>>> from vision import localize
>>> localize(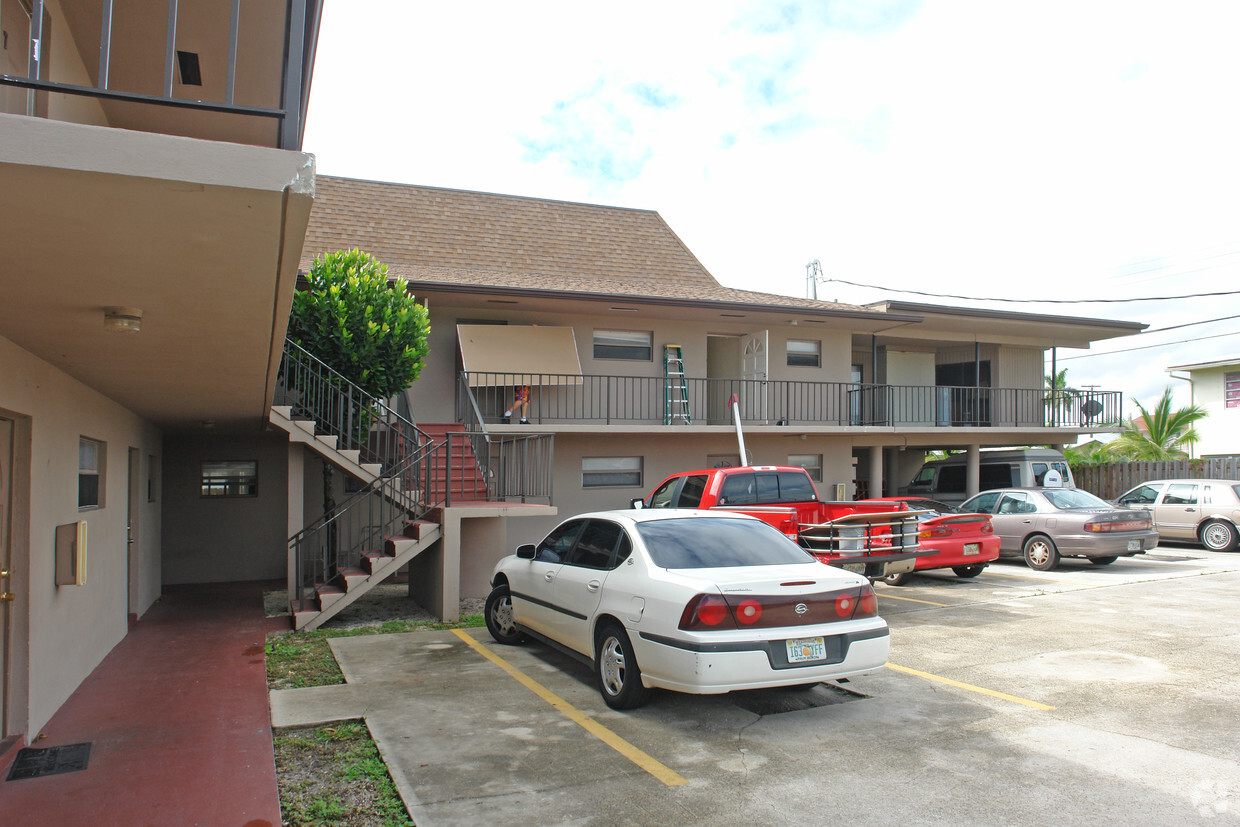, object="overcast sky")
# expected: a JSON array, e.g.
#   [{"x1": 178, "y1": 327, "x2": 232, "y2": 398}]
[{"x1": 303, "y1": 0, "x2": 1240, "y2": 418}]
